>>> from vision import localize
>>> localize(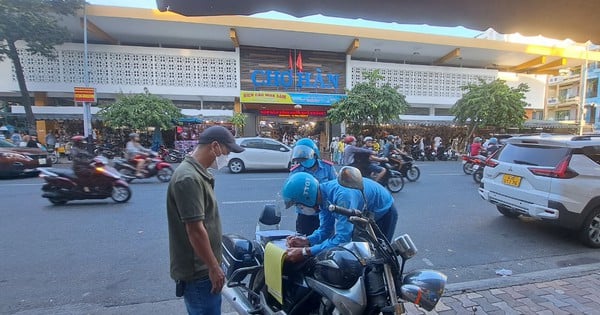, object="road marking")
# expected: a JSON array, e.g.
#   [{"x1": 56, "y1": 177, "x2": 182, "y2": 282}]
[
  {"x1": 422, "y1": 258, "x2": 434, "y2": 266},
  {"x1": 222, "y1": 199, "x2": 277, "y2": 205}
]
